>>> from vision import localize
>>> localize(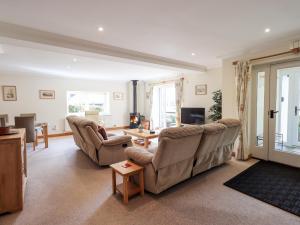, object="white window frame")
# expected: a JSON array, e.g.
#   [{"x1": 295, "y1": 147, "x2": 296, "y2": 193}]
[{"x1": 66, "y1": 91, "x2": 111, "y2": 116}]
